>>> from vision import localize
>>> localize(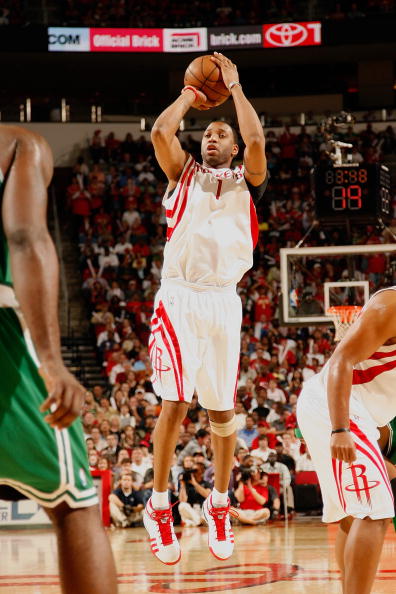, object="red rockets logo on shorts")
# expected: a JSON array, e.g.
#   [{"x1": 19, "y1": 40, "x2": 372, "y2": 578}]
[{"x1": 345, "y1": 464, "x2": 380, "y2": 506}]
